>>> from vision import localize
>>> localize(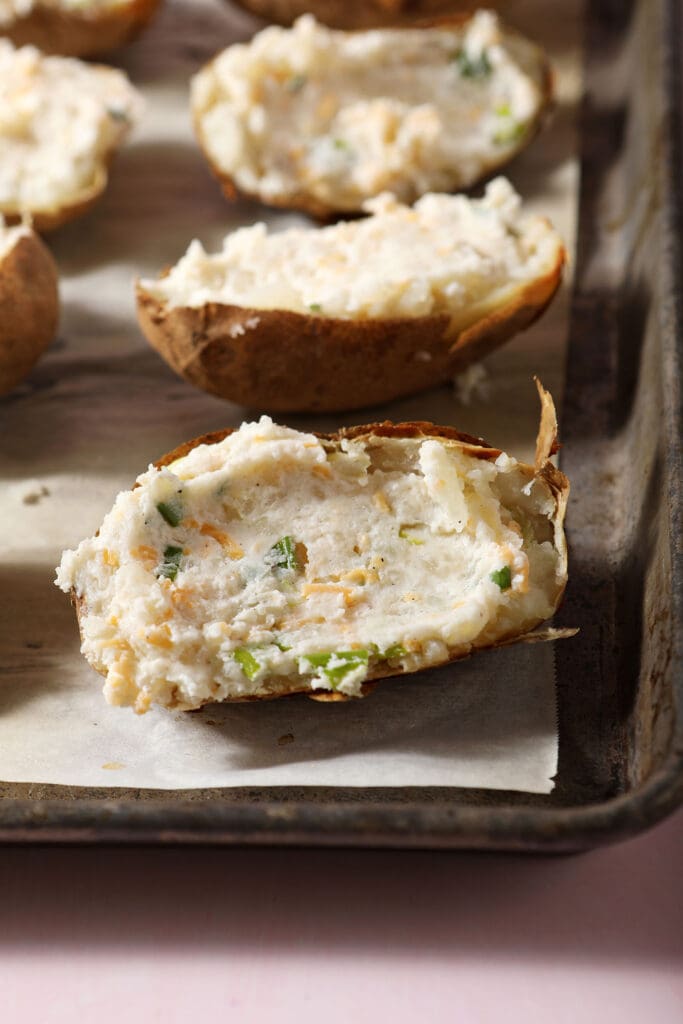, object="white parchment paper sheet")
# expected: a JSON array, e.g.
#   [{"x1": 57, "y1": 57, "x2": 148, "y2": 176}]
[{"x1": 0, "y1": 0, "x2": 583, "y2": 793}]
